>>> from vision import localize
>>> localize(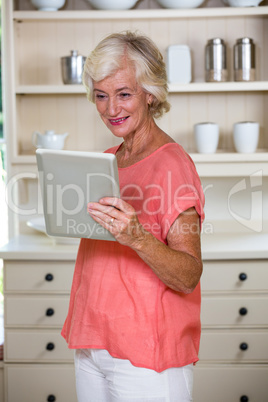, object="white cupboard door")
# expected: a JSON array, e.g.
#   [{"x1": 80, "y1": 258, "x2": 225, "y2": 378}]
[
  {"x1": 201, "y1": 260, "x2": 268, "y2": 292},
  {"x1": 201, "y1": 296, "x2": 268, "y2": 327},
  {"x1": 5, "y1": 295, "x2": 69, "y2": 327},
  {"x1": 4, "y1": 261, "x2": 74, "y2": 293},
  {"x1": 5, "y1": 329, "x2": 73, "y2": 362},
  {"x1": 199, "y1": 330, "x2": 268, "y2": 362},
  {"x1": 193, "y1": 364, "x2": 268, "y2": 402},
  {"x1": 6, "y1": 364, "x2": 77, "y2": 402}
]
